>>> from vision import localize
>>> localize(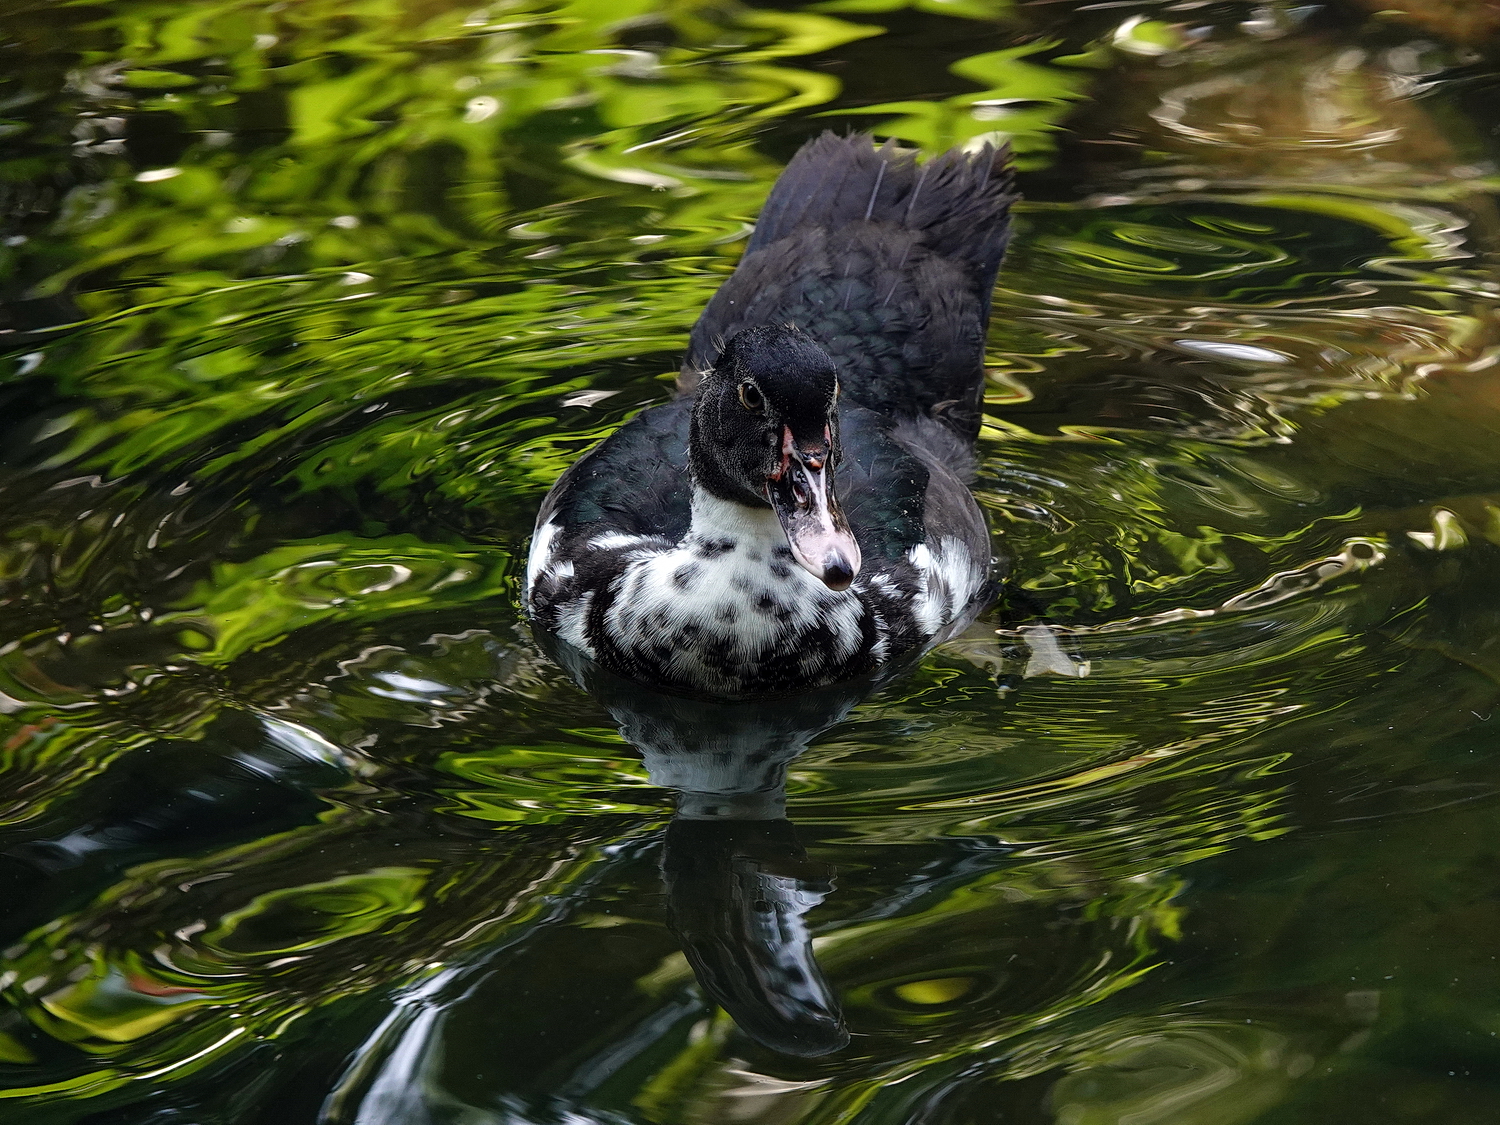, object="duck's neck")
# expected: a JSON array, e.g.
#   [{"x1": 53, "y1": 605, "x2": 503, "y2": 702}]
[{"x1": 685, "y1": 487, "x2": 786, "y2": 554}]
